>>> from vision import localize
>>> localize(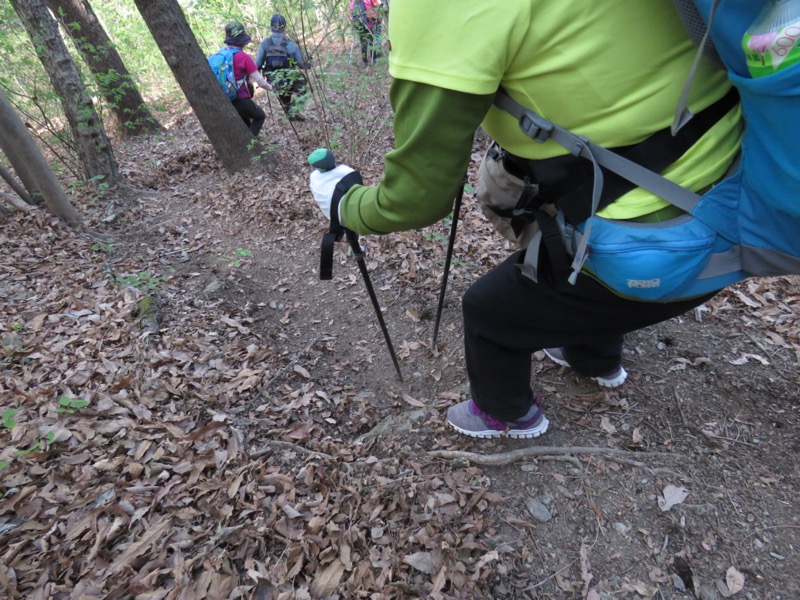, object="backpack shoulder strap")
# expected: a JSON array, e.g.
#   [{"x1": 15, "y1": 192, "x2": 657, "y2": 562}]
[
  {"x1": 672, "y1": 0, "x2": 722, "y2": 134},
  {"x1": 493, "y1": 91, "x2": 704, "y2": 214},
  {"x1": 493, "y1": 89, "x2": 704, "y2": 282},
  {"x1": 672, "y1": 0, "x2": 723, "y2": 65}
]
